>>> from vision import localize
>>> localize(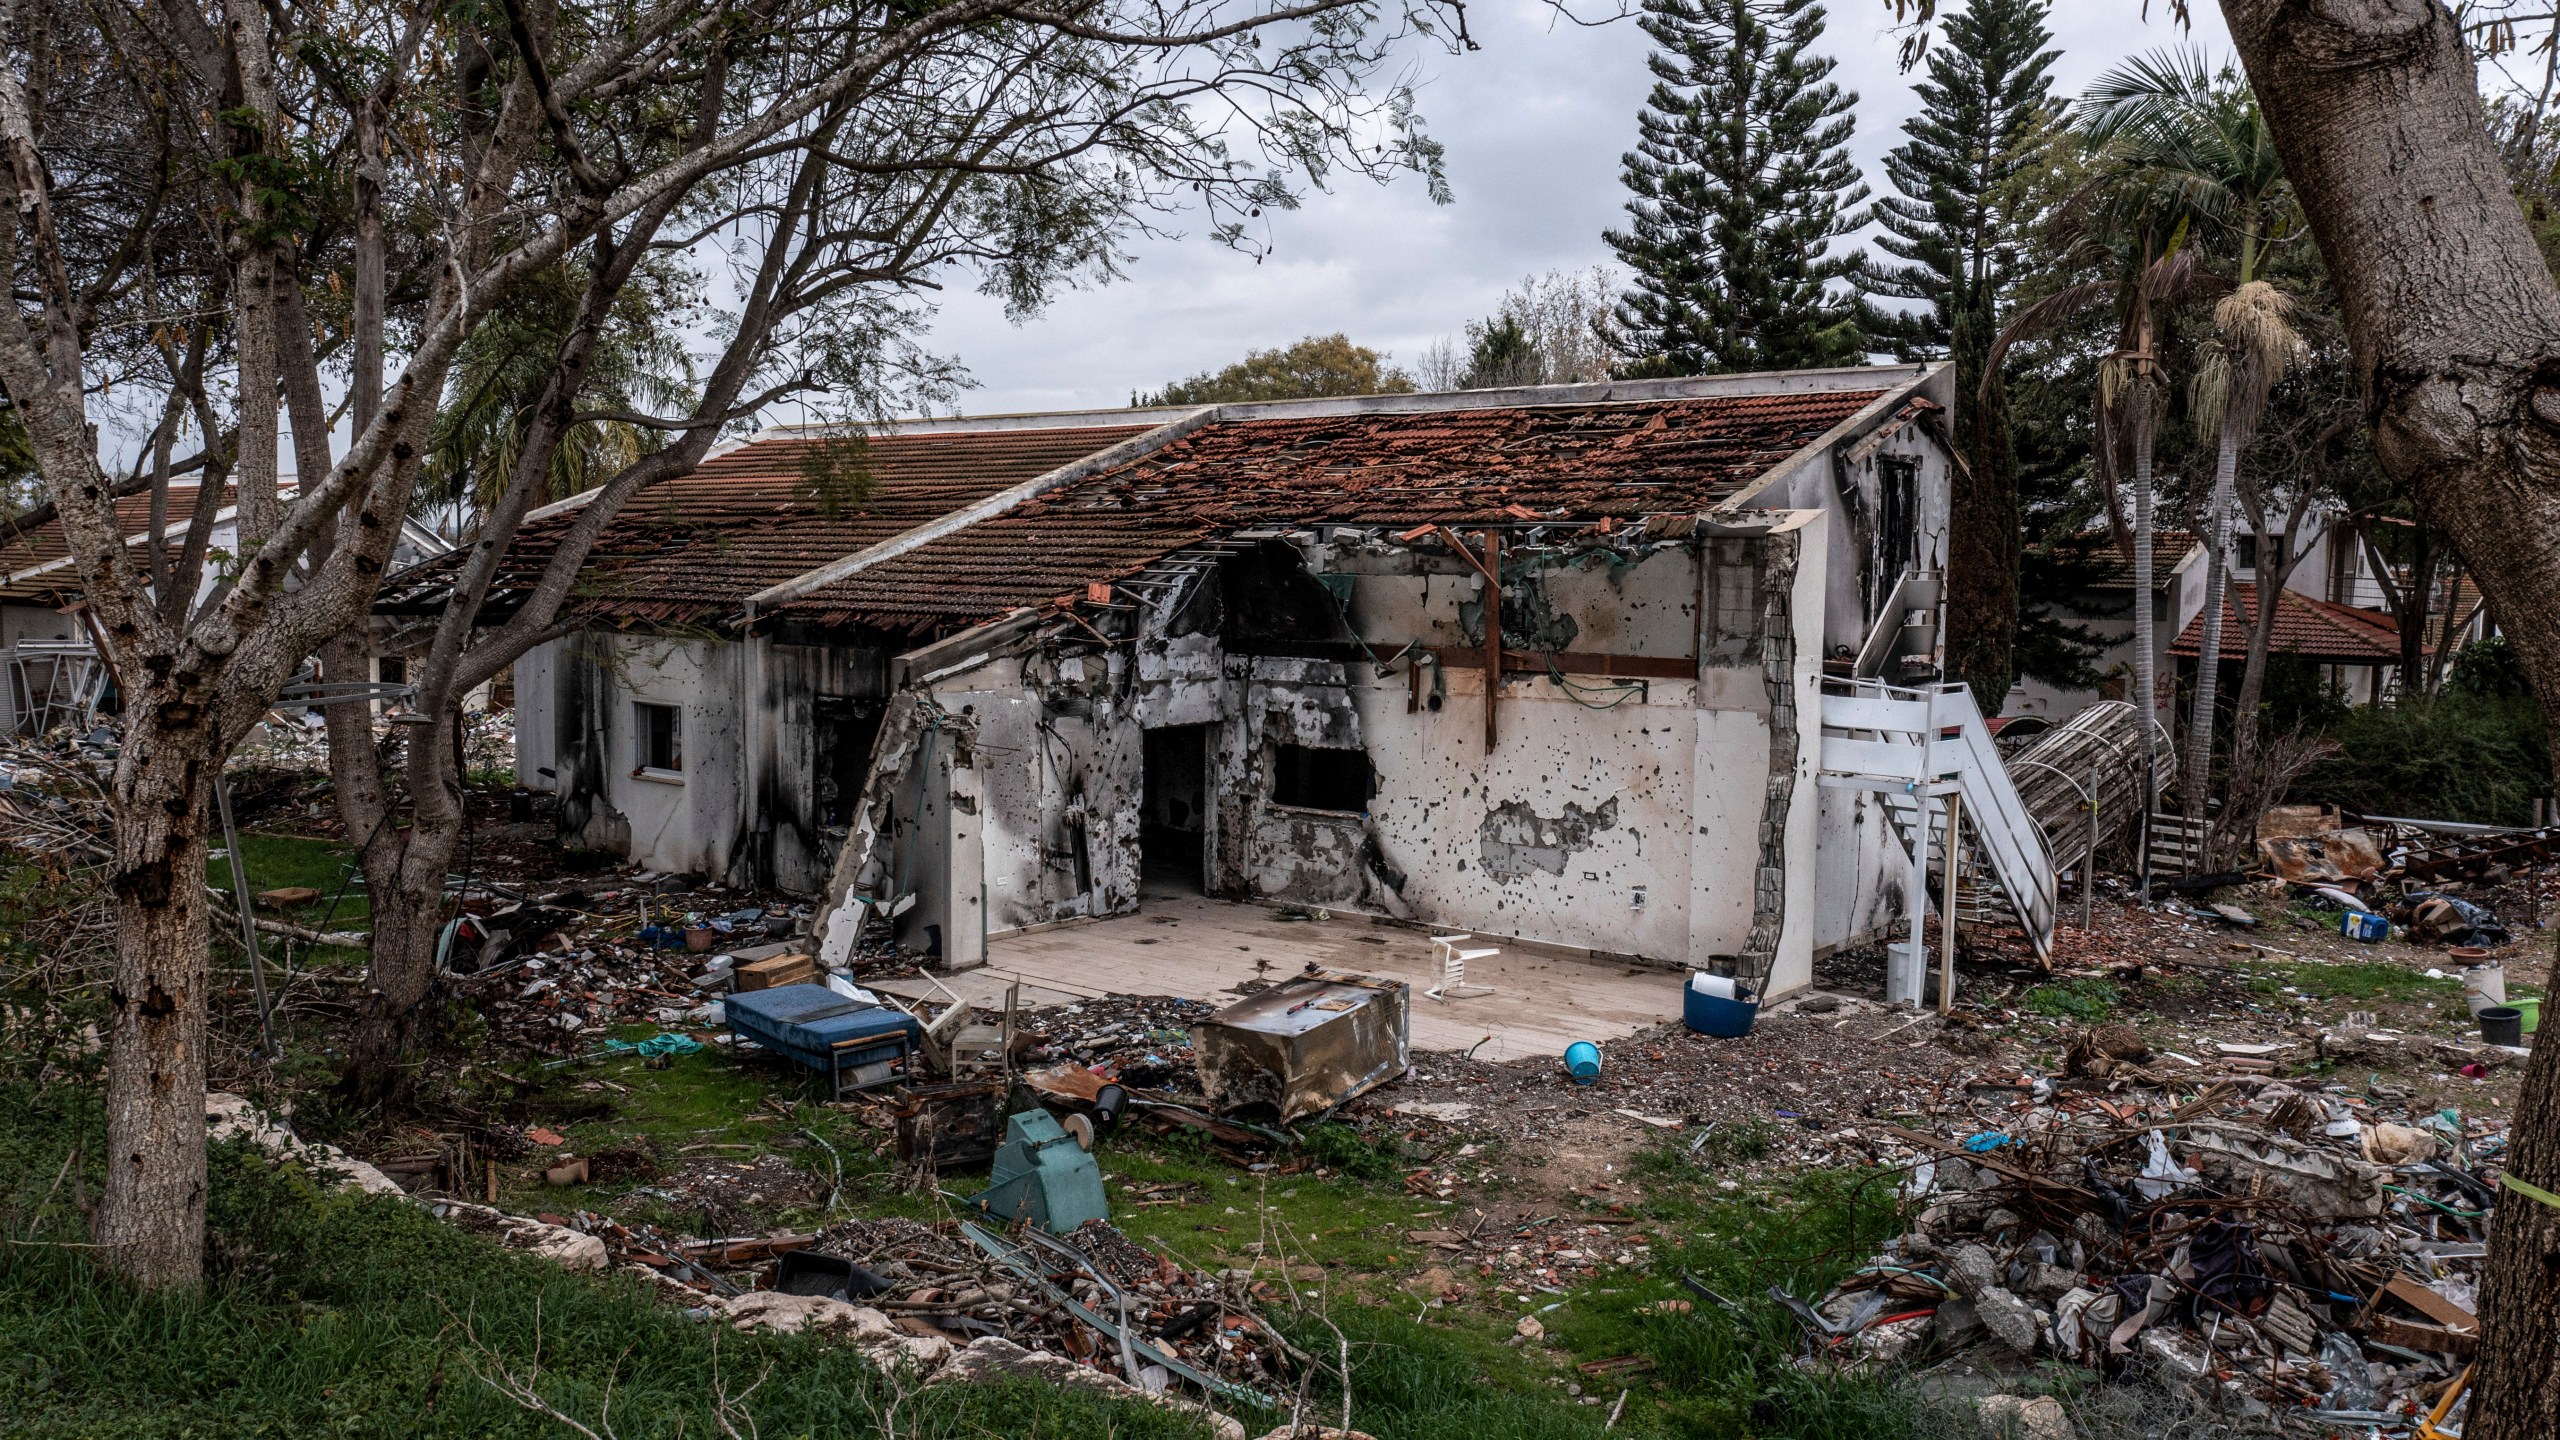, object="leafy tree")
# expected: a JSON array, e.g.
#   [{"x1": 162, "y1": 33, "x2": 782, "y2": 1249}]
[
  {"x1": 1862, "y1": 0, "x2": 2058, "y2": 712},
  {"x1": 2081, "y1": 51, "x2": 2304, "y2": 837},
  {"x1": 1605, "y1": 0, "x2": 1870, "y2": 376},
  {"x1": 1461, "y1": 314, "x2": 1537, "y2": 388},
  {"x1": 419, "y1": 260, "x2": 699, "y2": 522},
  {"x1": 0, "y1": 0, "x2": 1457, "y2": 1292},
  {"x1": 1142, "y1": 334, "x2": 1415, "y2": 404},
  {"x1": 1418, "y1": 268, "x2": 1623, "y2": 390}
]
